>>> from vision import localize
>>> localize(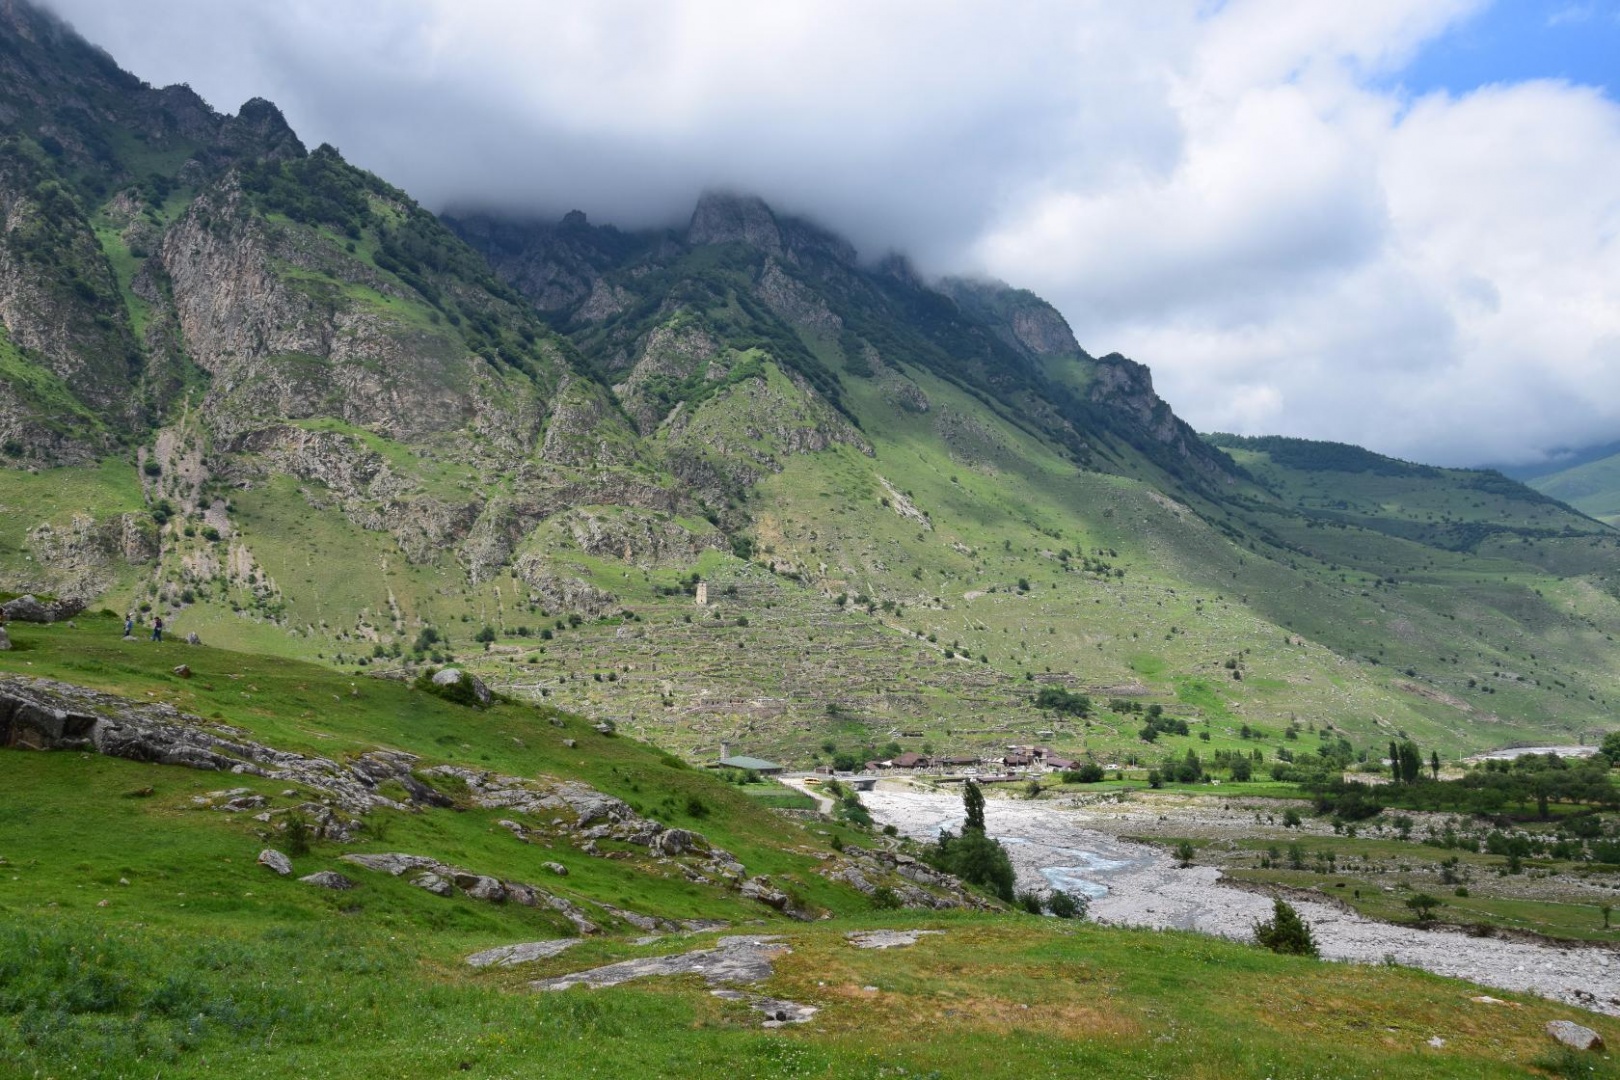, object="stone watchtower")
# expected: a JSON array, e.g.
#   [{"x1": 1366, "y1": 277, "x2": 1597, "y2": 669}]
[{"x1": 695, "y1": 581, "x2": 708, "y2": 606}]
